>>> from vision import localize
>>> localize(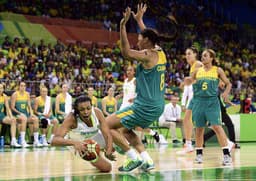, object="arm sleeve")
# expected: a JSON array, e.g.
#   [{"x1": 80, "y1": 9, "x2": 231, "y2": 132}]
[{"x1": 181, "y1": 85, "x2": 189, "y2": 106}]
